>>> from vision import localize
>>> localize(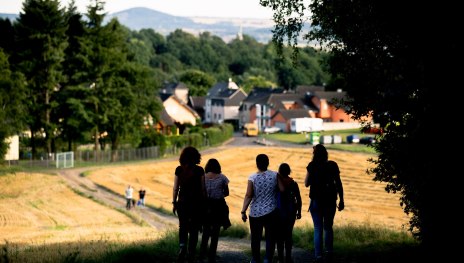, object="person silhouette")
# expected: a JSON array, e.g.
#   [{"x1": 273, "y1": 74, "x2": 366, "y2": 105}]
[
  {"x1": 199, "y1": 158, "x2": 231, "y2": 263},
  {"x1": 172, "y1": 146, "x2": 206, "y2": 263},
  {"x1": 305, "y1": 144, "x2": 344, "y2": 263},
  {"x1": 276, "y1": 163, "x2": 302, "y2": 263},
  {"x1": 125, "y1": 185, "x2": 133, "y2": 210},
  {"x1": 138, "y1": 187, "x2": 146, "y2": 206},
  {"x1": 241, "y1": 153, "x2": 281, "y2": 263}
]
